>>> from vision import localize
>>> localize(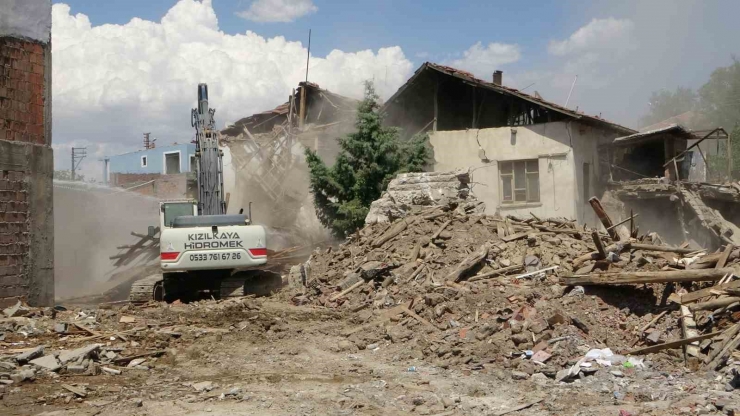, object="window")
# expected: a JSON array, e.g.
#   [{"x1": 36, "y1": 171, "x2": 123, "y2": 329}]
[
  {"x1": 163, "y1": 202, "x2": 195, "y2": 227},
  {"x1": 190, "y1": 155, "x2": 197, "y2": 173},
  {"x1": 164, "y1": 151, "x2": 181, "y2": 174},
  {"x1": 500, "y1": 159, "x2": 539, "y2": 204},
  {"x1": 141, "y1": 156, "x2": 147, "y2": 167}
]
